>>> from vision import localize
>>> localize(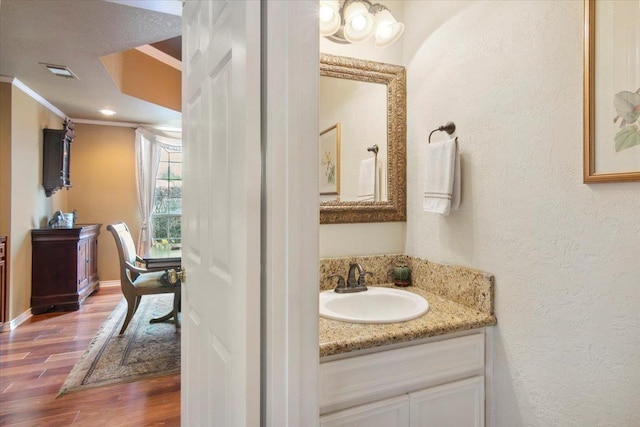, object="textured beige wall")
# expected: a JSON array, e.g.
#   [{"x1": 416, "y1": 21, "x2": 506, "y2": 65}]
[
  {"x1": 8, "y1": 85, "x2": 66, "y2": 320},
  {"x1": 67, "y1": 124, "x2": 139, "y2": 281},
  {"x1": 403, "y1": 1, "x2": 640, "y2": 424},
  {"x1": 0, "y1": 83, "x2": 11, "y2": 240},
  {"x1": 0, "y1": 83, "x2": 12, "y2": 327},
  {"x1": 2, "y1": 100, "x2": 139, "y2": 321}
]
